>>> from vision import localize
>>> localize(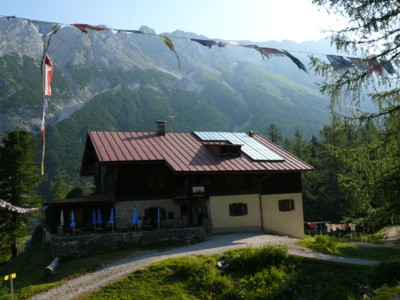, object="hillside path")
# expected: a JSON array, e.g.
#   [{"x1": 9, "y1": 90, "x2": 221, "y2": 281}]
[{"x1": 30, "y1": 233, "x2": 378, "y2": 300}]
